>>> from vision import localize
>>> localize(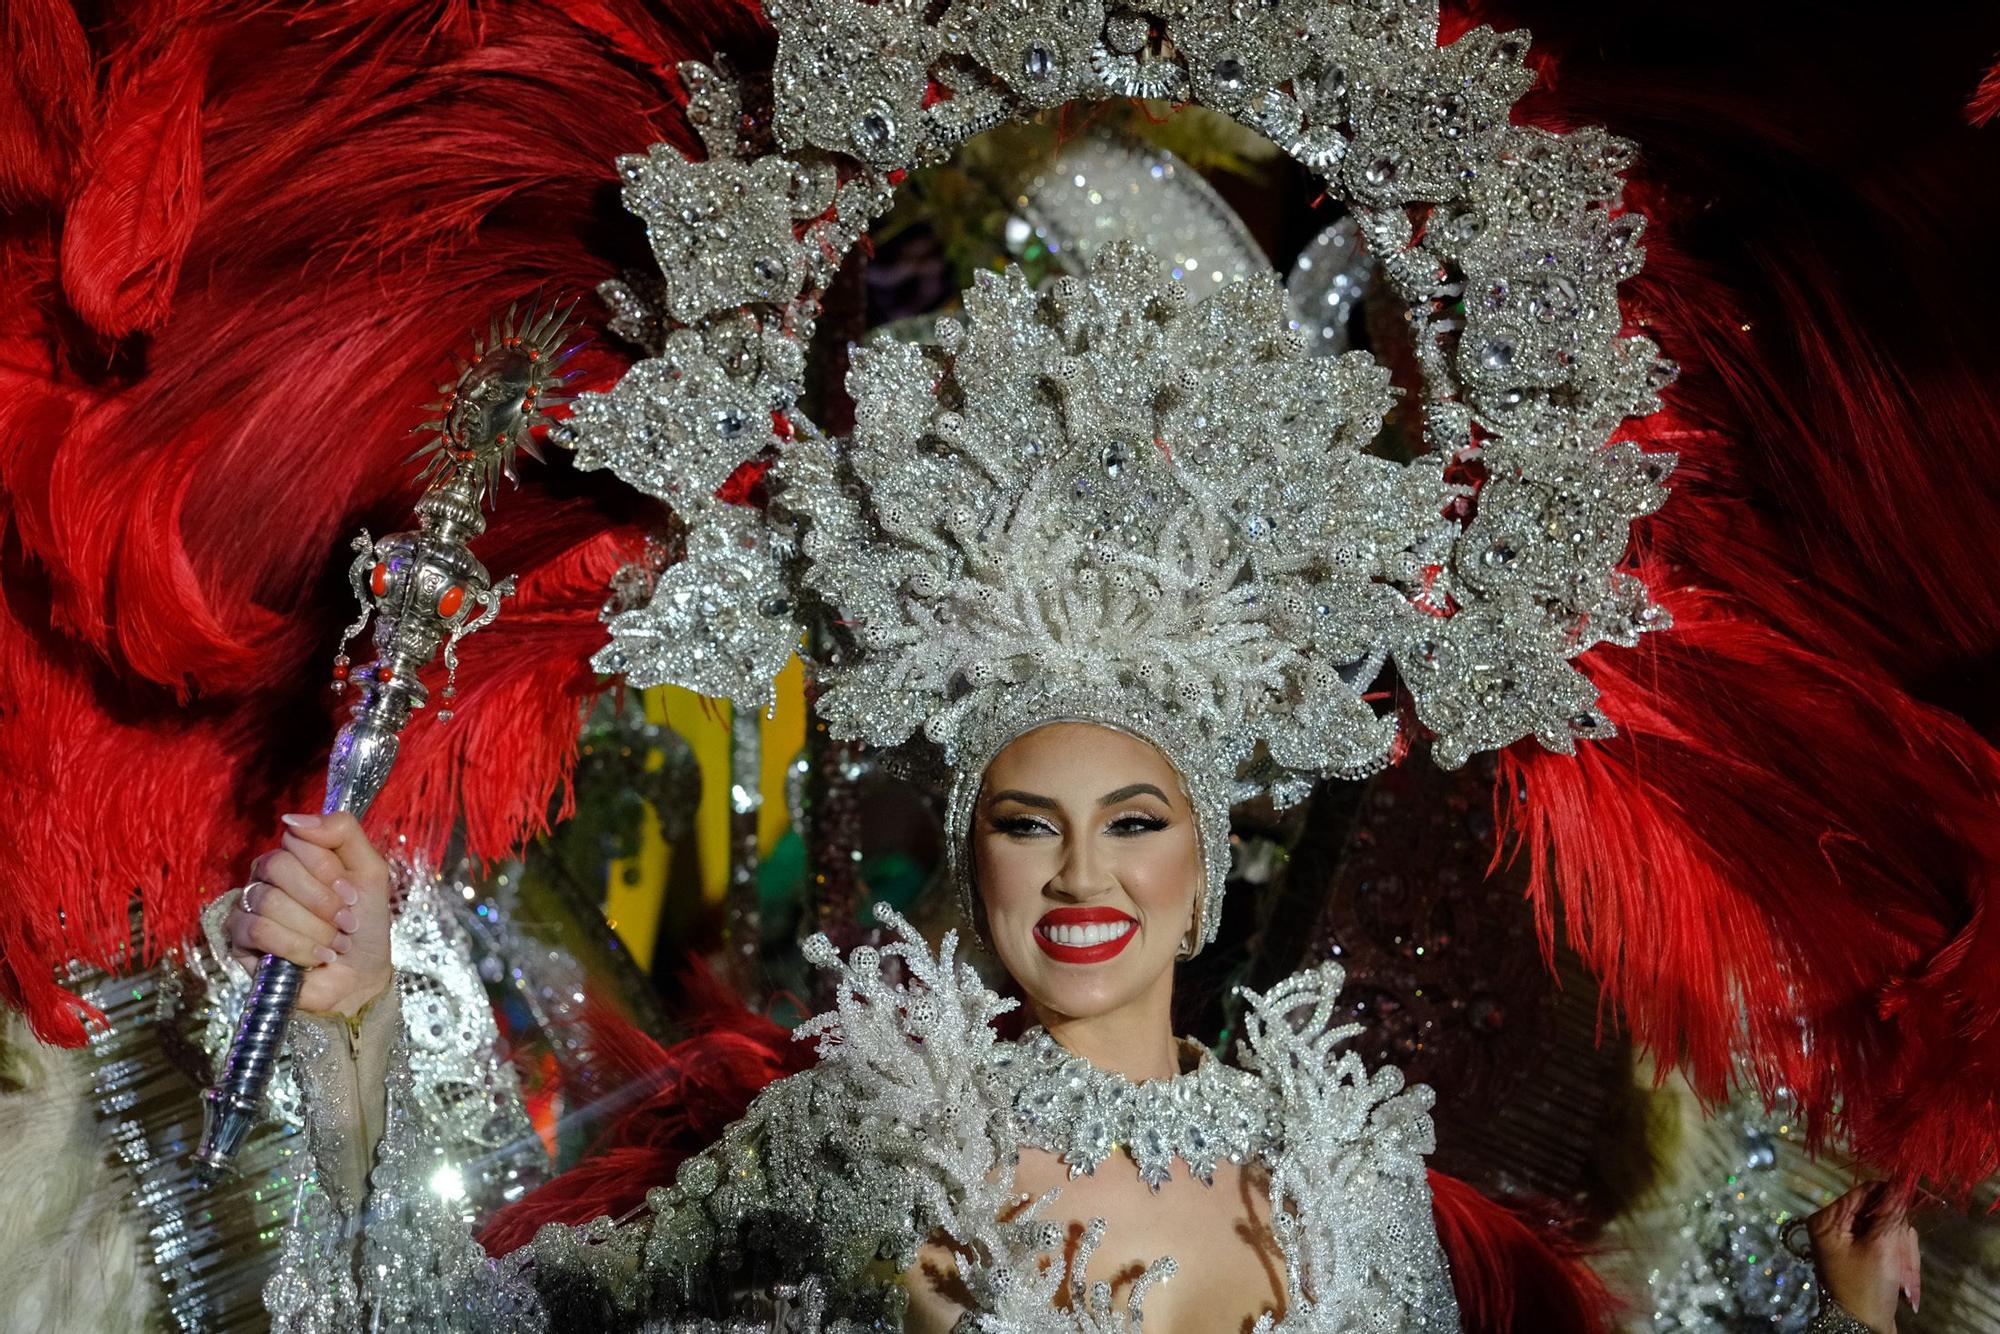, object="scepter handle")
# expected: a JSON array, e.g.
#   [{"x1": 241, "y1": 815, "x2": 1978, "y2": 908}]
[{"x1": 192, "y1": 716, "x2": 402, "y2": 1183}]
